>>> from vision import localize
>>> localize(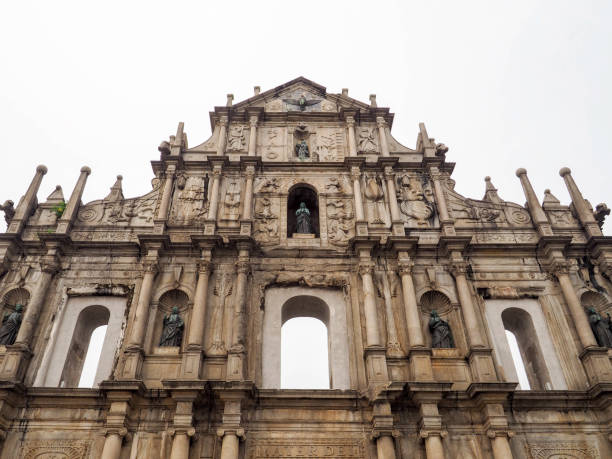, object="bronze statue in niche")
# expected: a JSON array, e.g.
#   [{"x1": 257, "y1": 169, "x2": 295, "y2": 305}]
[
  {"x1": 587, "y1": 307, "x2": 612, "y2": 347},
  {"x1": 0, "y1": 304, "x2": 23, "y2": 345},
  {"x1": 429, "y1": 310, "x2": 454, "y2": 348},
  {"x1": 295, "y1": 202, "x2": 312, "y2": 233},
  {"x1": 159, "y1": 306, "x2": 184, "y2": 347}
]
